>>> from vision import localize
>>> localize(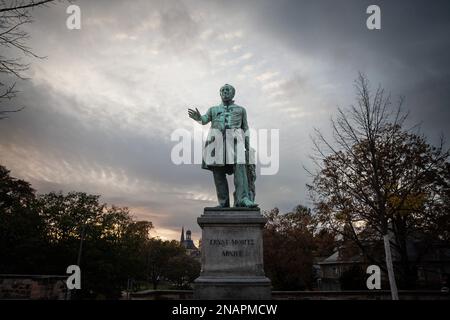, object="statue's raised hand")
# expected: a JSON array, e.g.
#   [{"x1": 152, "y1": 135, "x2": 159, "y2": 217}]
[{"x1": 188, "y1": 107, "x2": 201, "y2": 121}]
